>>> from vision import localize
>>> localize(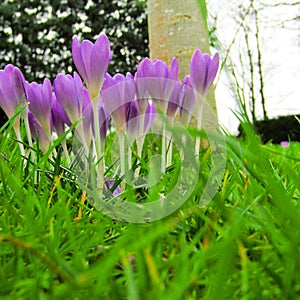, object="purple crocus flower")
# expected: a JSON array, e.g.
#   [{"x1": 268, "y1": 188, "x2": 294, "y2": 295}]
[
  {"x1": 53, "y1": 72, "x2": 85, "y2": 124},
  {"x1": 0, "y1": 64, "x2": 25, "y2": 120},
  {"x1": 280, "y1": 141, "x2": 290, "y2": 147},
  {"x1": 101, "y1": 72, "x2": 136, "y2": 132},
  {"x1": 81, "y1": 88, "x2": 94, "y2": 148},
  {"x1": 135, "y1": 58, "x2": 151, "y2": 115},
  {"x1": 104, "y1": 176, "x2": 121, "y2": 197},
  {"x1": 135, "y1": 57, "x2": 179, "y2": 114},
  {"x1": 28, "y1": 111, "x2": 51, "y2": 152},
  {"x1": 126, "y1": 99, "x2": 140, "y2": 145},
  {"x1": 51, "y1": 93, "x2": 72, "y2": 163},
  {"x1": 178, "y1": 75, "x2": 196, "y2": 126},
  {"x1": 190, "y1": 49, "x2": 219, "y2": 96},
  {"x1": 144, "y1": 101, "x2": 156, "y2": 133},
  {"x1": 51, "y1": 93, "x2": 71, "y2": 137},
  {"x1": 98, "y1": 104, "x2": 109, "y2": 143},
  {"x1": 82, "y1": 92, "x2": 109, "y2": 147},
  {"x1": 166, "y1": 79, "x2": 181, "y2": 119},
  {"x1": 72, "y1": 34, "x2": 111, "y2": 100},
  {"x1": 25, "y1": 78, "x2": 53, "y2": 139}
]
